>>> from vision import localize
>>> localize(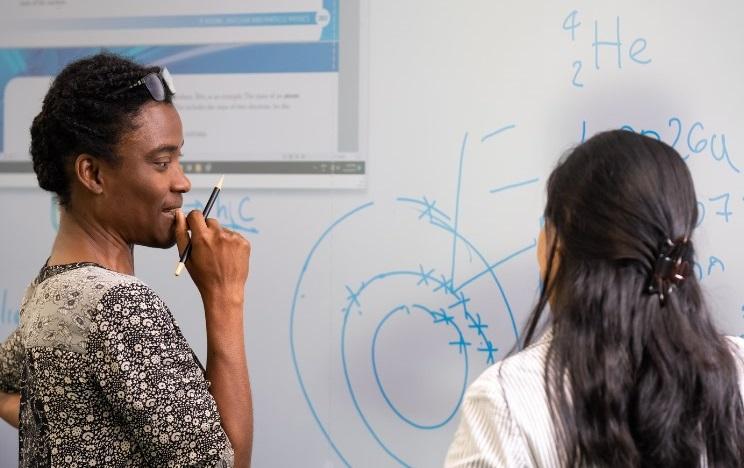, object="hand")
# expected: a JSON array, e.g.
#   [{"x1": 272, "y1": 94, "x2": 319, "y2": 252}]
[
  {"x1": 176, "y1": 211, "x2": 253, "y2": 465},
  {"x1": 175, "y1": 209, "x2": 251, "y2": 307},
  {"x1": 0, "y1": 391, "x2": 20, "y2": 428}
]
